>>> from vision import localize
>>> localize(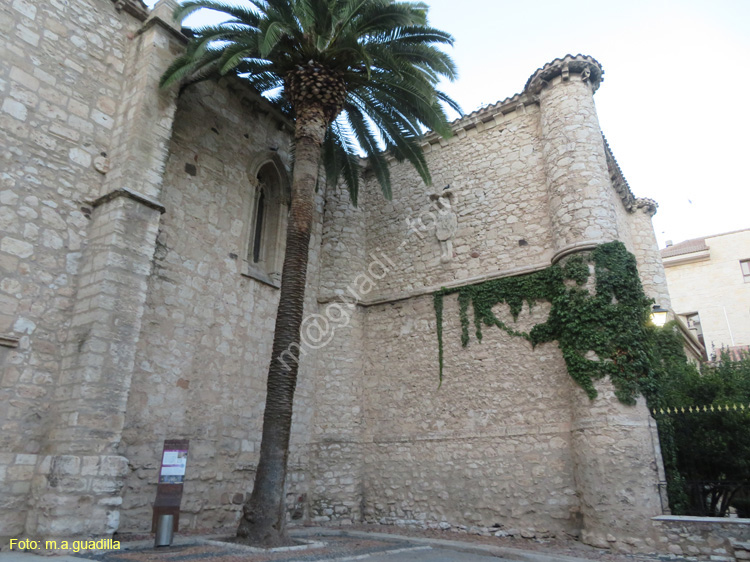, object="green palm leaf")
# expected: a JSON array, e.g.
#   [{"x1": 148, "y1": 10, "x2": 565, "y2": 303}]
[{"x1": 162, "y1": 0, "x2": 460, "y2": 199}]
